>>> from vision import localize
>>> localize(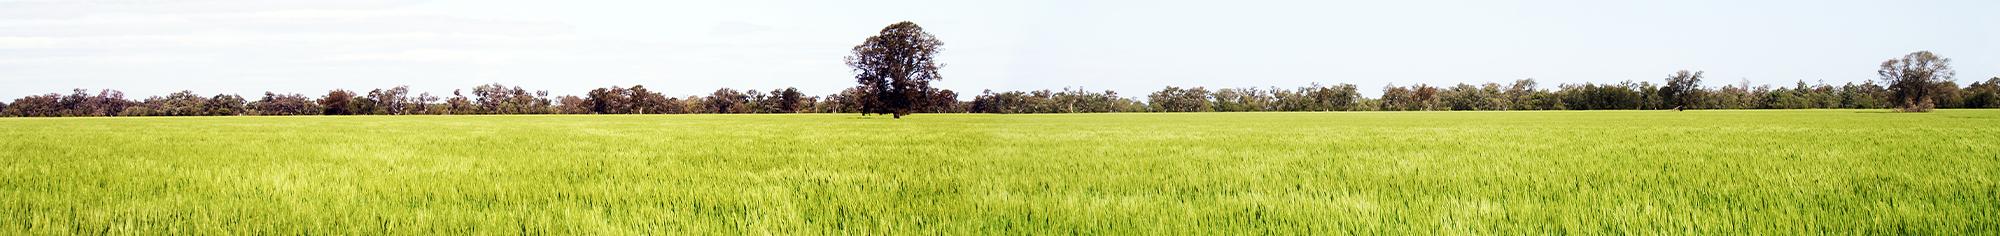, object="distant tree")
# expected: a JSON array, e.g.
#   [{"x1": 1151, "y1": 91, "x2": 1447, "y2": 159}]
[
  {"x1": 1791, "y1": 81, "x2": 1840, "y2": 109},
  {"x1": 122, "y1": 97, "x2": 159, "y2": 116},
  {"x1": 1304, "y1": 83, "x2": 1363, "y2": 111},
  {"x1": 972, "y1": 90, "x2": 1028, "y2": 113},
  {"x1": 1932, "y1": 80, "x2": 1966, "y2": 109},
  {"x1": 679, "y1": 96, "x2": 708, "y2": 114},
  {"x1": 801, "y1": 95, "x2": 824, "y2": 113},
  {"x1": 1762, "y1": 82, "x2": 1811, "y2": 109},
  {"x1": 365, "y1": 86, "x2": 411, "y2": 115},
  {"x1": 1703, "y1": 80, "x2": 1757, "y2": 109},
  {"x1": 554, "y1": 95, "x2": 589, "y2": 114},
  {"x1": 779, "y1": 87, "x2": 807, "y2": 113},
  {"x1": 705, "y1": 88, "x2": 749, "y2": 114},
  {"x1": 528, "y1": 90, "x2": 554, "y2": 114},
  {"x1": 60, "y1": 89, "x2": 131, "y2": 116},
  {"x1": 1379, "y1": 85, "x2": 1413, "y2": 111},
  {"x1": 1555, "y1": 82, "x2": 1648, "y2": 110},
  {"x1": 1480, "y1": 83, "x2": 1511, "y2": 110},
  {"x1": 628, "y1": 85, "x2": 676, "y2": 114},
  {"x1": 446, "y1": 89, "x2": 474, "y2": 114},
  {"x1": 923, "y1": 89, "x2": 958, "y2": 113},
  {"x1": 156, "y1": 90, "x2": 208, "y2": 116},
  {"x1": 744, "y1": 88, "x2": 808, "y2": 113},
  {"x1": 1147, "y1": 86, "x2": 1211, "y2": 112},
  {"x1": 350, "y1": 93, "x2": 379, "y2": 115},
  {"x1": 745, "y1": 89, "x2": 770, "y2": 113},
  {"x1": 586, "y1": 86, "x2": 631, "y2": 114},
  {"x1": 1210, "y1": 87, "x2": 1274, "y2": 112},
  {"x1": 470, "y1": 83, "x2": 552, "y2": 114},
  {"x1": 471, "y1": 84, "x2": 507, "y2": 113},
  {"x1": 1635, "y1": 81, "x2": 1663, "y2": 110},
  {"x1": 320, "y1": 89, "x2": 357, "y2": 115},
  {"x1": 204, "y1": 94, "x2": 247, "y2": 116},
  {"x1": 1837, "y1": 81, "x2": 1890, "y2": 109},
  {"x1": 972, "y1": 90, "x2": 1018, "y2": 113},
  {"x1": 1380, "y1": 84, "x2": 1443, "y2": 111},
  {"x1": 1660, "y1": 70, "x2": 1705, "y2": 111},
  {"x1": 3, "y1": 94, "x2": 61, "y2": 117},
  {"x1": 58, "y1": 89, "x2": 89, "y2": 116},
  {"x1": 847, "y1": 21, "x2": 945, "y2": 118},
  {"x1": 1504, "y1": 79, "x2": 1567, "y2": 110},
  {"x1": 57, "y1": 89, "x2": 89, "y2": 116},
  {"x1": 1880, "y1": 51, "x2": 1955, "y2": 112},
  {"x1": 967, "y1": 88, "x2": 1075, "y2": 113},
  {"x1": 1965, "y1": 77, "x2": 2000, "y2": 108},
  {"x1": 1073, "y1": 89, "x2": 1142, "y2": 113},
  {"x1": 824, "y1": 87, "x2": 868, "y2": 113},
  {"x1": 250, "y1": 92, "x2": 318, "y2": 115},
  {"x1": 1413, "y1": 85, "x2": 1442, "y2": 110},
  {"x1": 1440, "y1": 83, "x2": 1508, "y2": 111},
  {"x1": 413, "y1": 92, "x2": 439, "y2": 115}
]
